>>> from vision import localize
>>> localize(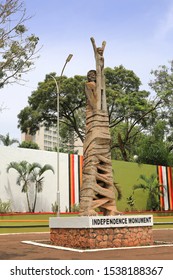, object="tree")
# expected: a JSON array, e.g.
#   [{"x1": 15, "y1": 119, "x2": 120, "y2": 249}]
[
  {"x1": 105, "y1": 66, "x2": 158, "y2": 161},
  {"x1": 17, "y1": 73, "x2": 86, "y2": 142},
  {"x1": 135, "y1": 120, "x2": 173, "y2": 166},
  {"x1": 17, "y1": 66, "x2": 161, "y2": 161},
  {"x1": 6, "y1": 160, "x2": 54, "y2": 212},
  {"x1": 29, "y1": 163, "x2": 54, "y2": 212},
  {"x1": 133, "y1": 174, "x2": 162, "y2": 211},
  {"x1": 0, "y1": 132, "x2": 19, "y2": 146},
  {"x1": 135, "y1": 137, "x2": 172, "y2": 166},
  {"x1": 149, "y1": 60, "x2": 173, "y2": 152},
  {"x1": 0, "y1": 0, "x2": 39, "y2": 88},
  {"x1": 7, "y1": 161, "x2": 35, "y2": 212},
  {"x1": 149, "y1": 60, "x2": 173, "y2": 105}
]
